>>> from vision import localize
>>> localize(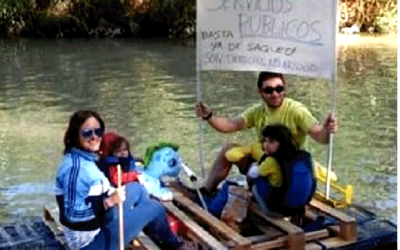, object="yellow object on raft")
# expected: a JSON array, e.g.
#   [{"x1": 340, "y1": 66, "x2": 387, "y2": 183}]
[
  {"x1": 225, "y1": 143, "x2": 353, "y2": 207},
  {"x1": 225, "y1": 142, "x2": 337, "y2": 182},
  {"x1": 314, "y1": 162, "x2": 353, "y2": 207},
  {"x1": 315, "y1": 162, "x2": 337, "y2": 182}
]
